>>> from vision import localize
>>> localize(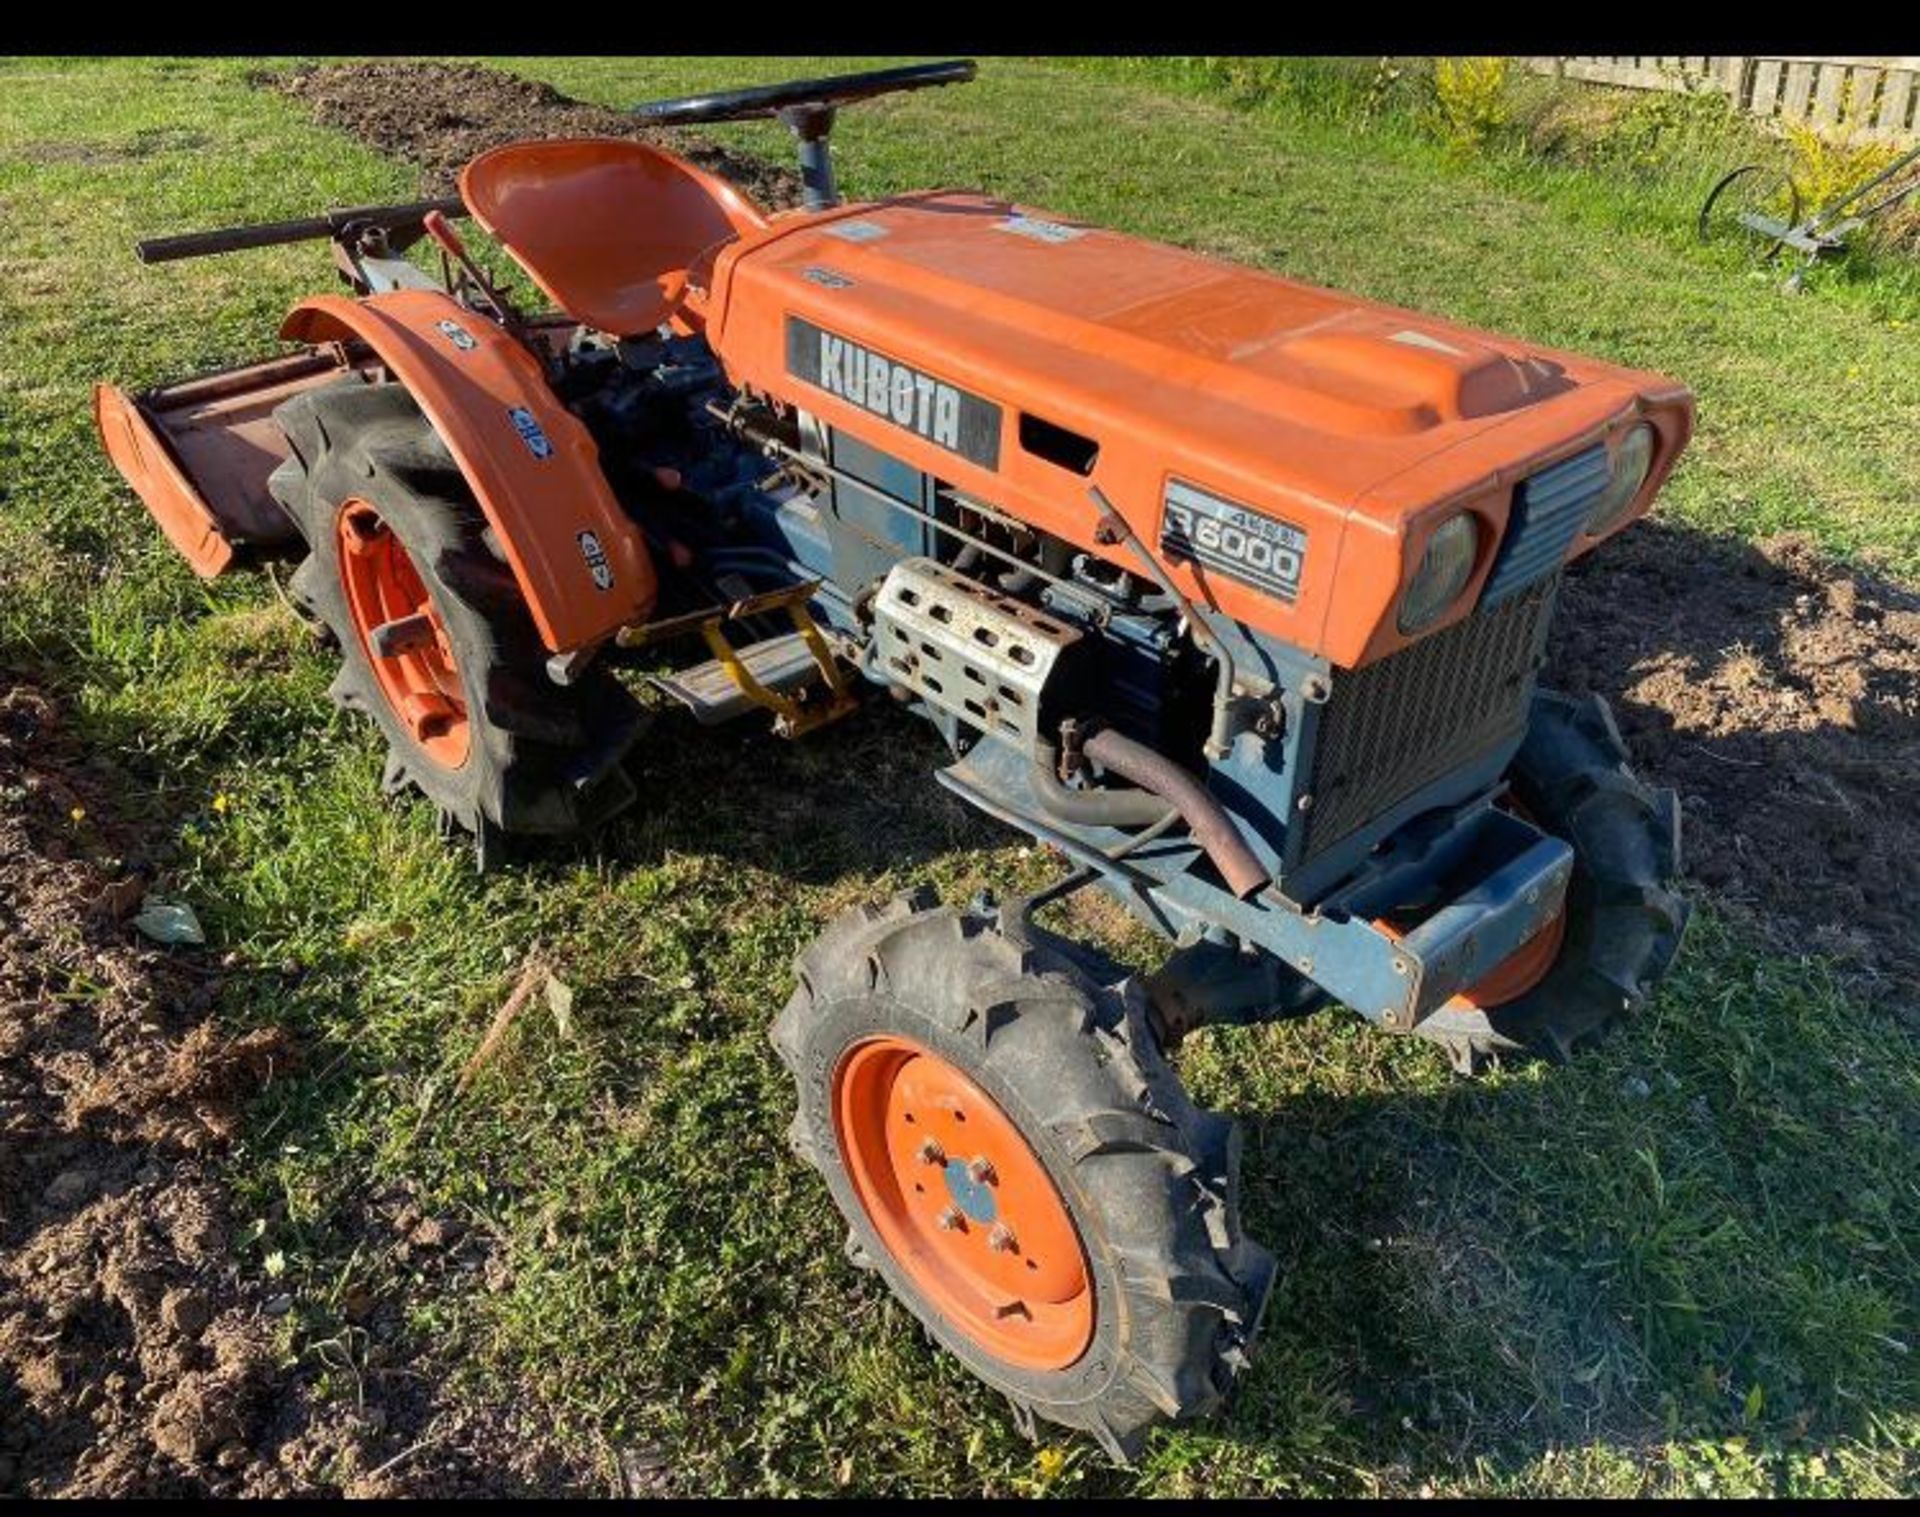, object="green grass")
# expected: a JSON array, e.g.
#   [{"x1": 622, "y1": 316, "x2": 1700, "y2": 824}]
[{"x1": 0, "y1": 55, "x2": 1914, "y2": 1496}]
